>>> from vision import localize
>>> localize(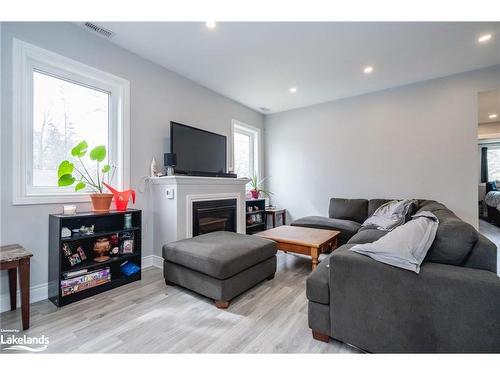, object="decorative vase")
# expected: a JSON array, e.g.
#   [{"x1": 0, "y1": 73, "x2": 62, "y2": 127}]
[
  {"x1": 93, "y1": 238, "x2": 111, "y2": 262},
  {"x1": 90, "y1": 193, "x2": 114, "y2": 213},
  {"x1": 250, "y1": 190, "x2": 260, "y2": 199}
]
